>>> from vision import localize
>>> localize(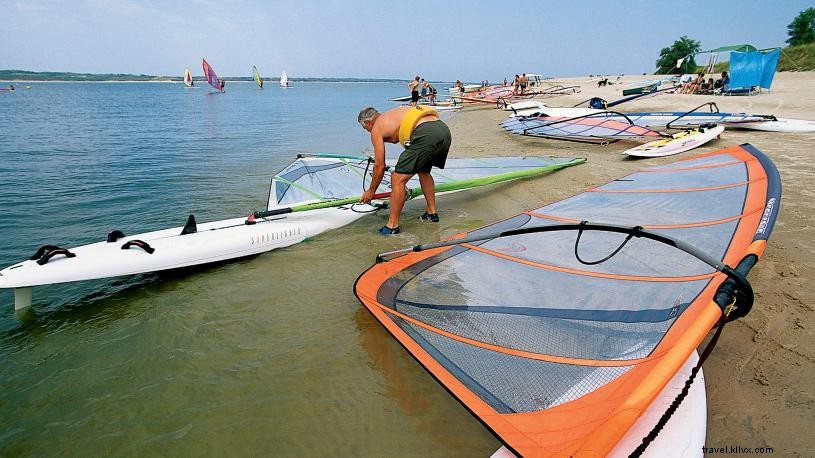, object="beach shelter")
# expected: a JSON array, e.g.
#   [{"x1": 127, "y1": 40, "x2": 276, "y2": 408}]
[
  {"x1": 728, "y1": 49, "x2": 781, "y2": 92},
  {"x1": 684, "y1": 44, "x2": 757, "y2": 75}
]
